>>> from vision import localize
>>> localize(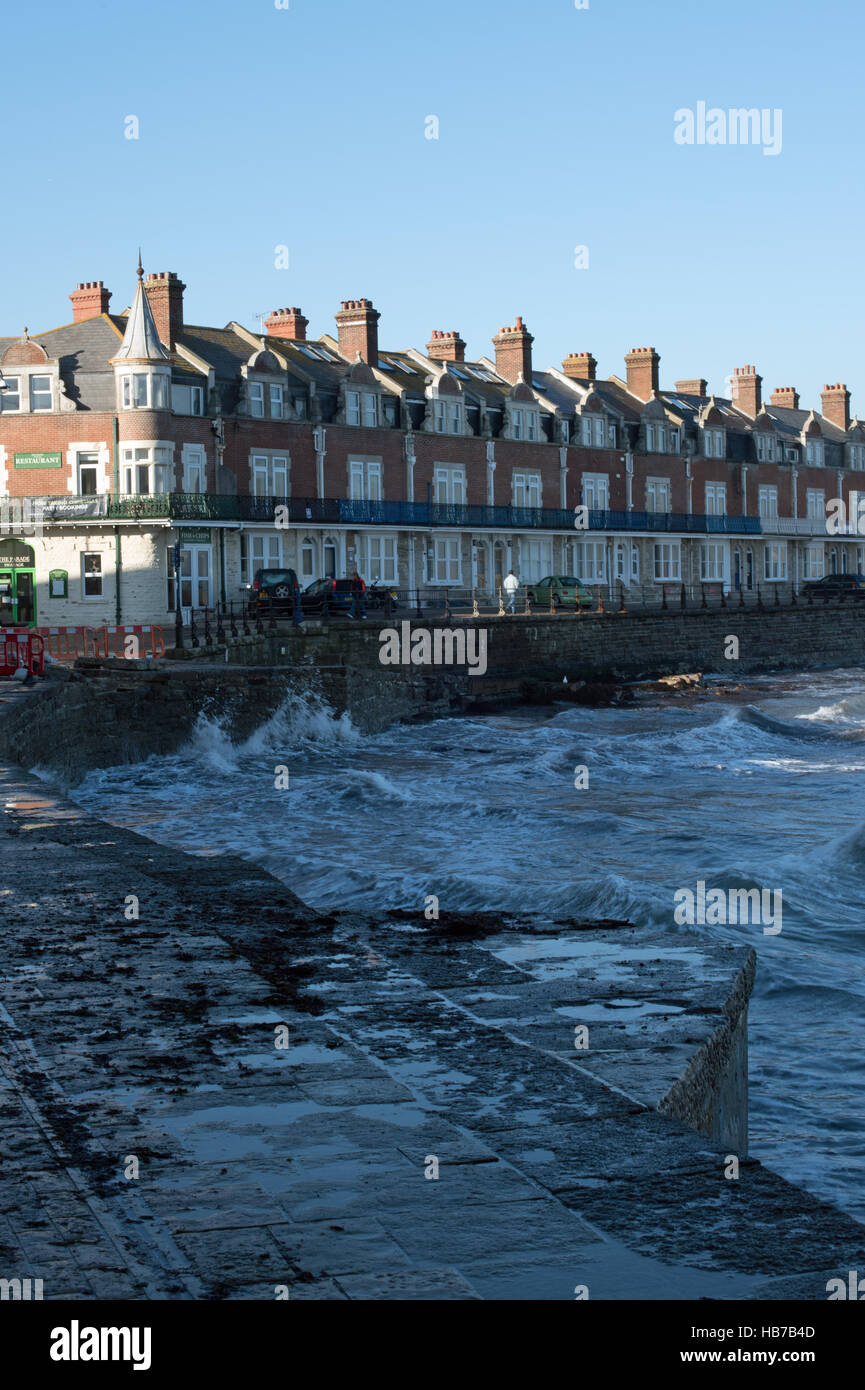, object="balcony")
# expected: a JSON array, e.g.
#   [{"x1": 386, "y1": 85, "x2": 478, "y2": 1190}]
[
  {"x1": 758, "y1": 515, "x2": 826, "y2": 537},
  {"x1": 21, "y1": 494, "x2": 762, "y2": 535}
]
